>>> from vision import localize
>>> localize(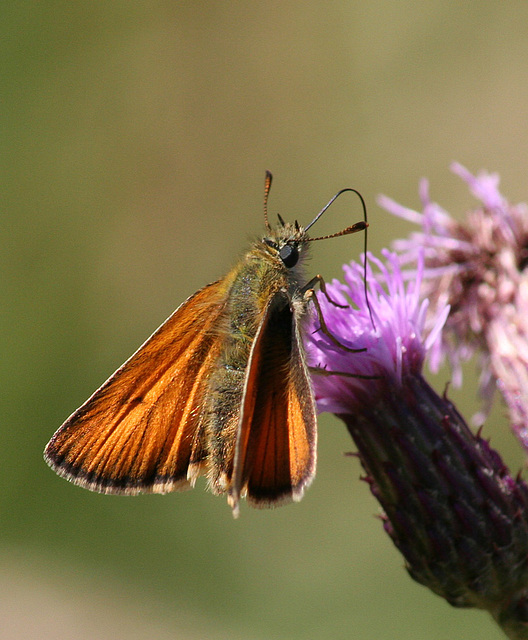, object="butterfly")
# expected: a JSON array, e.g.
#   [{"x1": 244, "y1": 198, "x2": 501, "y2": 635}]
[{"x1": 44, "y1": 172, "x2": 367, "y2": 516}]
